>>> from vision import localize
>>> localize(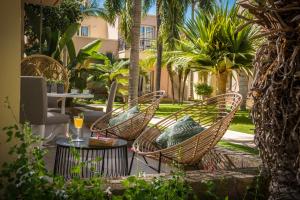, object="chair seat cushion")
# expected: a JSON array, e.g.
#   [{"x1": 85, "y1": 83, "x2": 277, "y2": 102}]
[
  {"x1": 46, "y1": 112, "x2": 70, "y2": 125},
  {"x1": 156, "y1": 116, "x2": 204, "y2": 148},
  {"x1": 47, "y1": 108, "x2": 61, "y2": 113},
  {"x1": 109, "y1": 106, "x2": 139, "y2": 127},
  {"x1": 84, "y1": 111, "x2": 105, "y2": 123}
]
